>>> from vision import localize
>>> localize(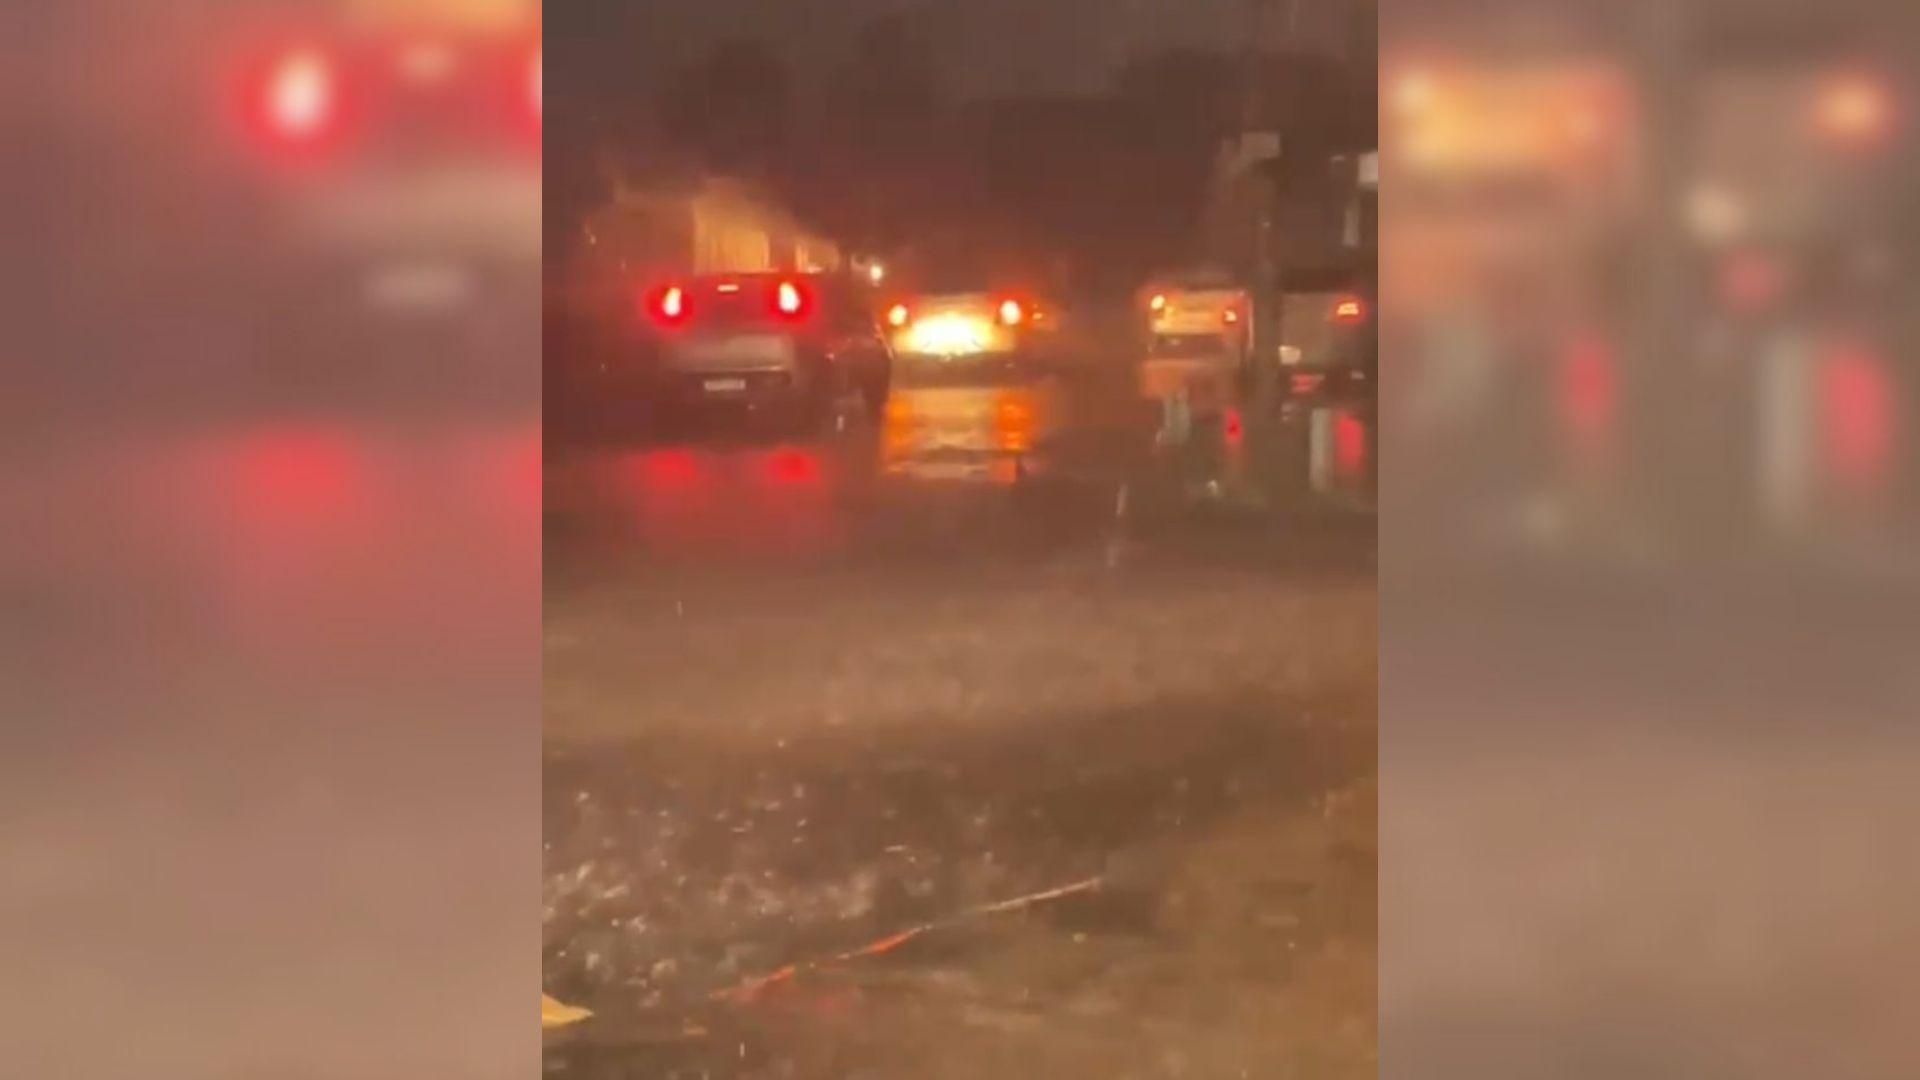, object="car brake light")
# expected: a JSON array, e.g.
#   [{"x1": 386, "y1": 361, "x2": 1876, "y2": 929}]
[
  {"x1": 887, "y1": 304, "x2": 911, "y2": 328},
  {"x1": 1332, "y1": 297, "x2": 1366, "y2": 324},
  {"x1": 998, "y1": 299, "x2": 1025, "y2": 326},
  {"x1": 650, "y1": 285, "x2": 687, "y2": 324},
  {"x1": 776, "y1": 279, "x2": 807, "y2": 317},
  {"x1": 261, "y1": 49, "x2": 338, "y2": 143}
]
